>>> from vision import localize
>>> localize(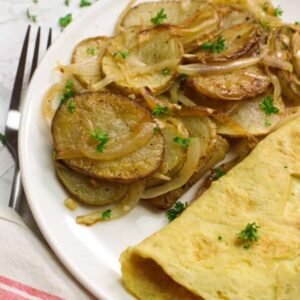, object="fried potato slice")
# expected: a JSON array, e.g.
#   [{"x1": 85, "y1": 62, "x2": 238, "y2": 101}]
[
  {"x1": 146, "y1": 119, "x2": 187, "y2": 188},
  {"x1": 101, "y1": 27, "x2": 183, "y2": 95},
  {"x1": 216, "y1": 92, "x2": 282, "y2": 137},
  {"x1": 187, "y1": 65, "x2": 271, "y2": 101},
  {"x1": 71, "y1": 36, "x2": 110, "y2": 87},
  {"x1": 55, "y1": 162, "x2": 128, "y2": 206},
  {"x1": 279, "y1": 71, "x2": 300, "y2": 105},
  {"x1": 186, "y1": 22, "x2": 261, "y2": 63},
  {"x1": 52, "y1": 92, "x2": 164, "y2": 182},
  {"x1": 147, "y1": 135, "x2": 229, "y2": 210}
]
